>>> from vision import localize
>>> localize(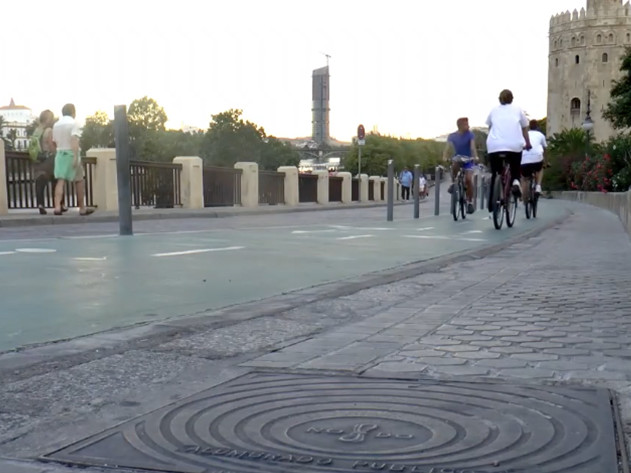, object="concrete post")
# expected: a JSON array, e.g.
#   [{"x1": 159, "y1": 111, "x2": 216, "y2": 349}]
[
  {"x1": 380, "y1": 178, "x2": 387, "y2": 204},
  {"x1": 87, "y1": 148, "x2": 119, "y2": 212},
  {"x1": 278, "y1": 166, "x2": 299, "y2": 206},
  {"x1": 387, "y1": 160, "x2": 394, "y2": 221},
  {"x1": 314, "y1": 170, "x2": 329, "y2": 204},
  {"x1": 235, "y1": 162, "x2": 259, "y2": 208},
  {"x1": 359, "y1": 174, "x2": 369, "y2": 202},
  {"x1": 370, "y1": 176, "x2": 381, "y2": 201},
  {"x1": 337, "y1": 172, "x2": 352, "y2": 204},
  {"x1": 173, "y1": 156, "x2": 204, "y2": 209},
  {"x1": 0, "y1": 145, "x2": 7, "y2": 215}
]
